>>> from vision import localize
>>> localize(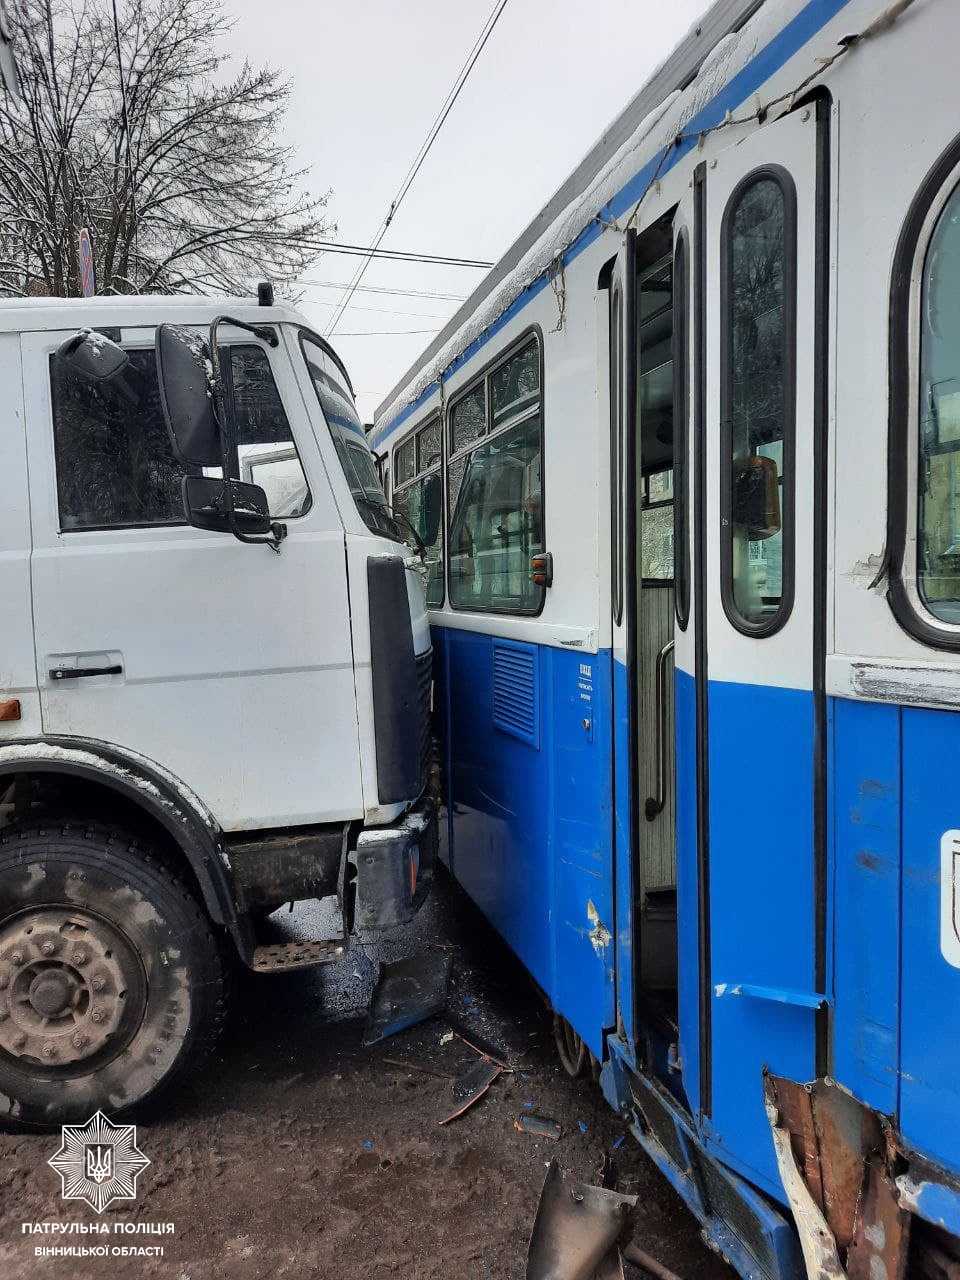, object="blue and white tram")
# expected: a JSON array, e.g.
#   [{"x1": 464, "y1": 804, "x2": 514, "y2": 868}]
[{"x1": 373, "y1": 1, "x2": 960, "y2": 1275}]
